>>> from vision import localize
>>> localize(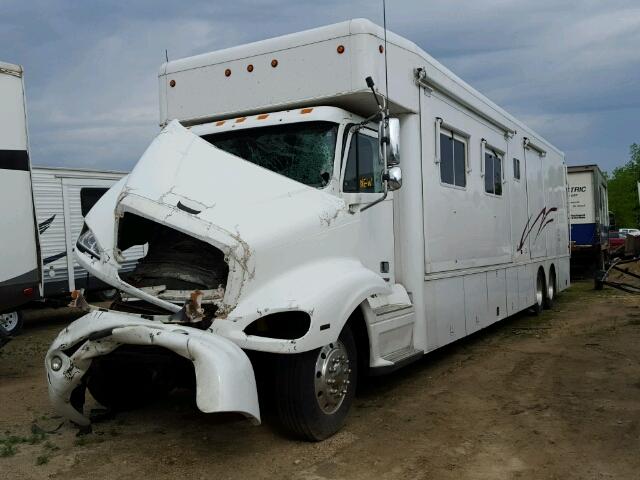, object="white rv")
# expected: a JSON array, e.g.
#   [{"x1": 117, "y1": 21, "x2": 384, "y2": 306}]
[
  {"x1": 46, "y1": 19, "x2": 570, "y2": 440},
  {"x1": 0, "y1": 62, "x2": 42, "y2": 337},
  {"x1": 31, "y1": 166, "x2": 143, "y2": 299}
]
